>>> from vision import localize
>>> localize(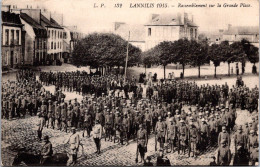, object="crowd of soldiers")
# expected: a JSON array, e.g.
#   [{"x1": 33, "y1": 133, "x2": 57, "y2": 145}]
[{"x1": 2, "y1": 69, "x2": 259, "y2": 165}]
